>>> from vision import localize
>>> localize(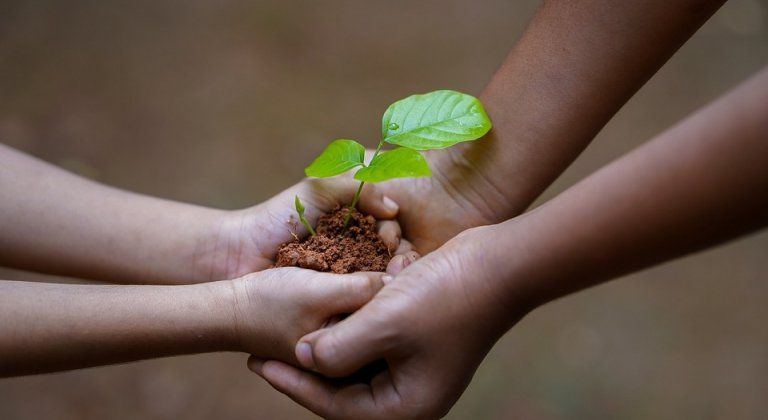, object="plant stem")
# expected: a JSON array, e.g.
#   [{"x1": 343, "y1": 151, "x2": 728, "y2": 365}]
[
  {"x1": 343, "y1": 140, "x2": 385, "y2": 228},
  {"x1": 343, "y1": 181, "x2": 365, "y2": 227},
  {"x1": 300, "y1": 214, "x2": 317, "y2": 236}
]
